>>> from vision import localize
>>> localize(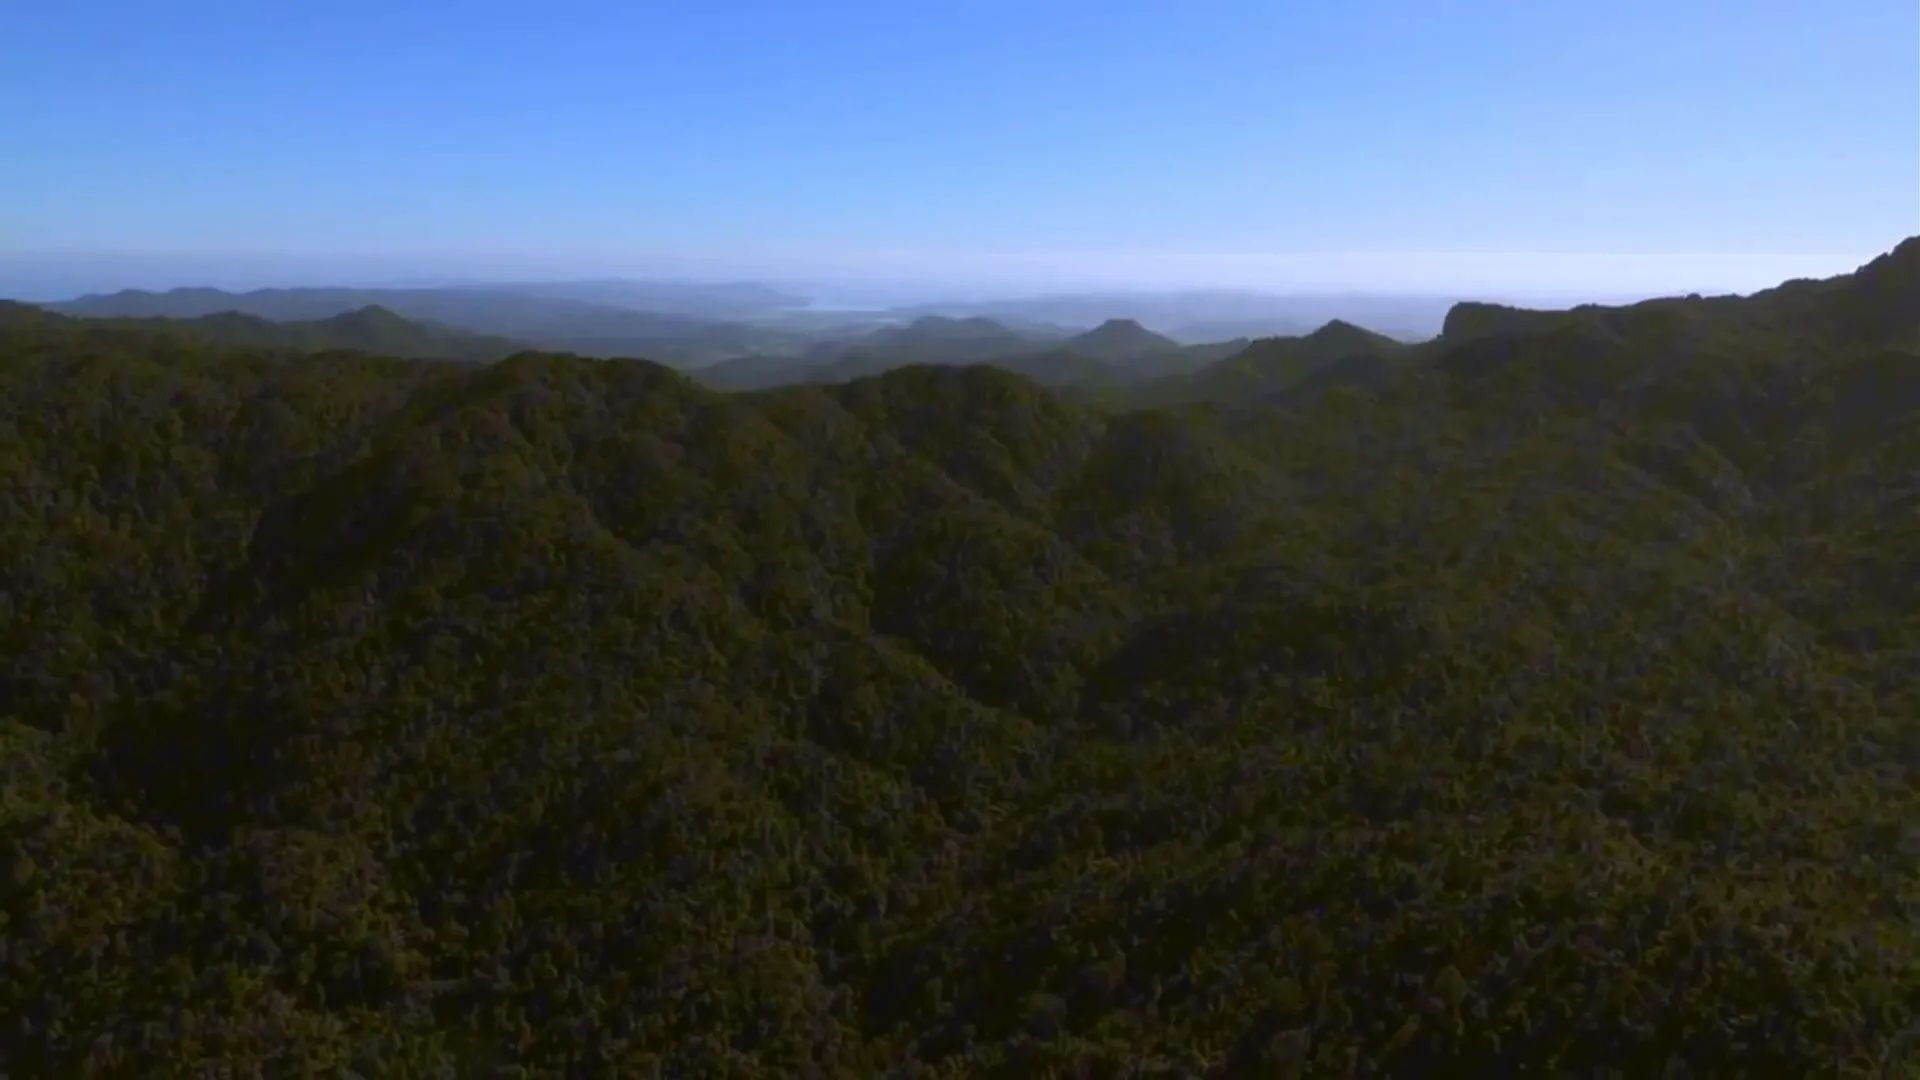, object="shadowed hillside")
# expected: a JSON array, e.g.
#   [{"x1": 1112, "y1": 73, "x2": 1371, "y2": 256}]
[
  {"x1": 42, "y1": 285, "x2": 812, "y2": 366},
  {"x1": 10, "y1": 302, "x2": 527, "y2": 361},
  {"x1": 1065, "y1": 318, "x2": 1181, "y2": 361},
  {"x1": 1127, "y1": 318, "x2": 1412, "y2": 406},
  {"x1": 2, "y1": 239, "x2": 1918, "y2": 1076}
]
